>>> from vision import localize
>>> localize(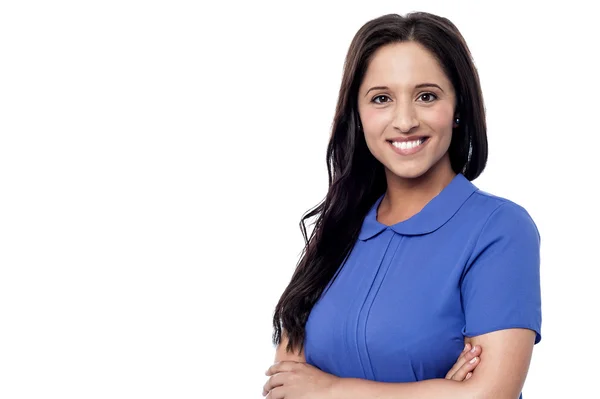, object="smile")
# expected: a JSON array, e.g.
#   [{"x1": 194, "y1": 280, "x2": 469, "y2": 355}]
[{"x1": 387, "y1": 137, "x2": 429, "y2": 155}]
